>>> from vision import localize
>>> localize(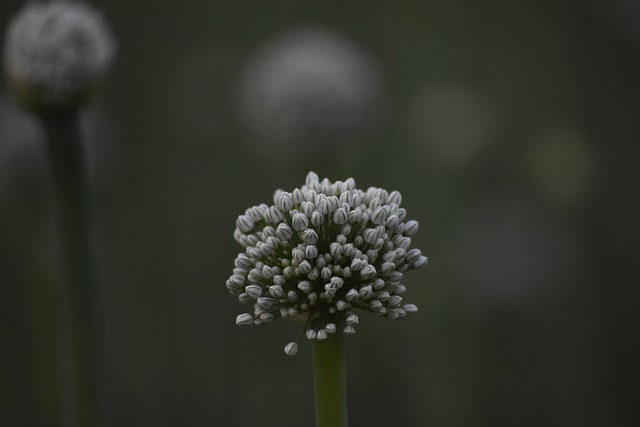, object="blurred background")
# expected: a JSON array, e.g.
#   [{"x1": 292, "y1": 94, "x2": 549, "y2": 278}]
[{"x1": 1, "y1": 0, "x2": 639, "y2": 426}]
